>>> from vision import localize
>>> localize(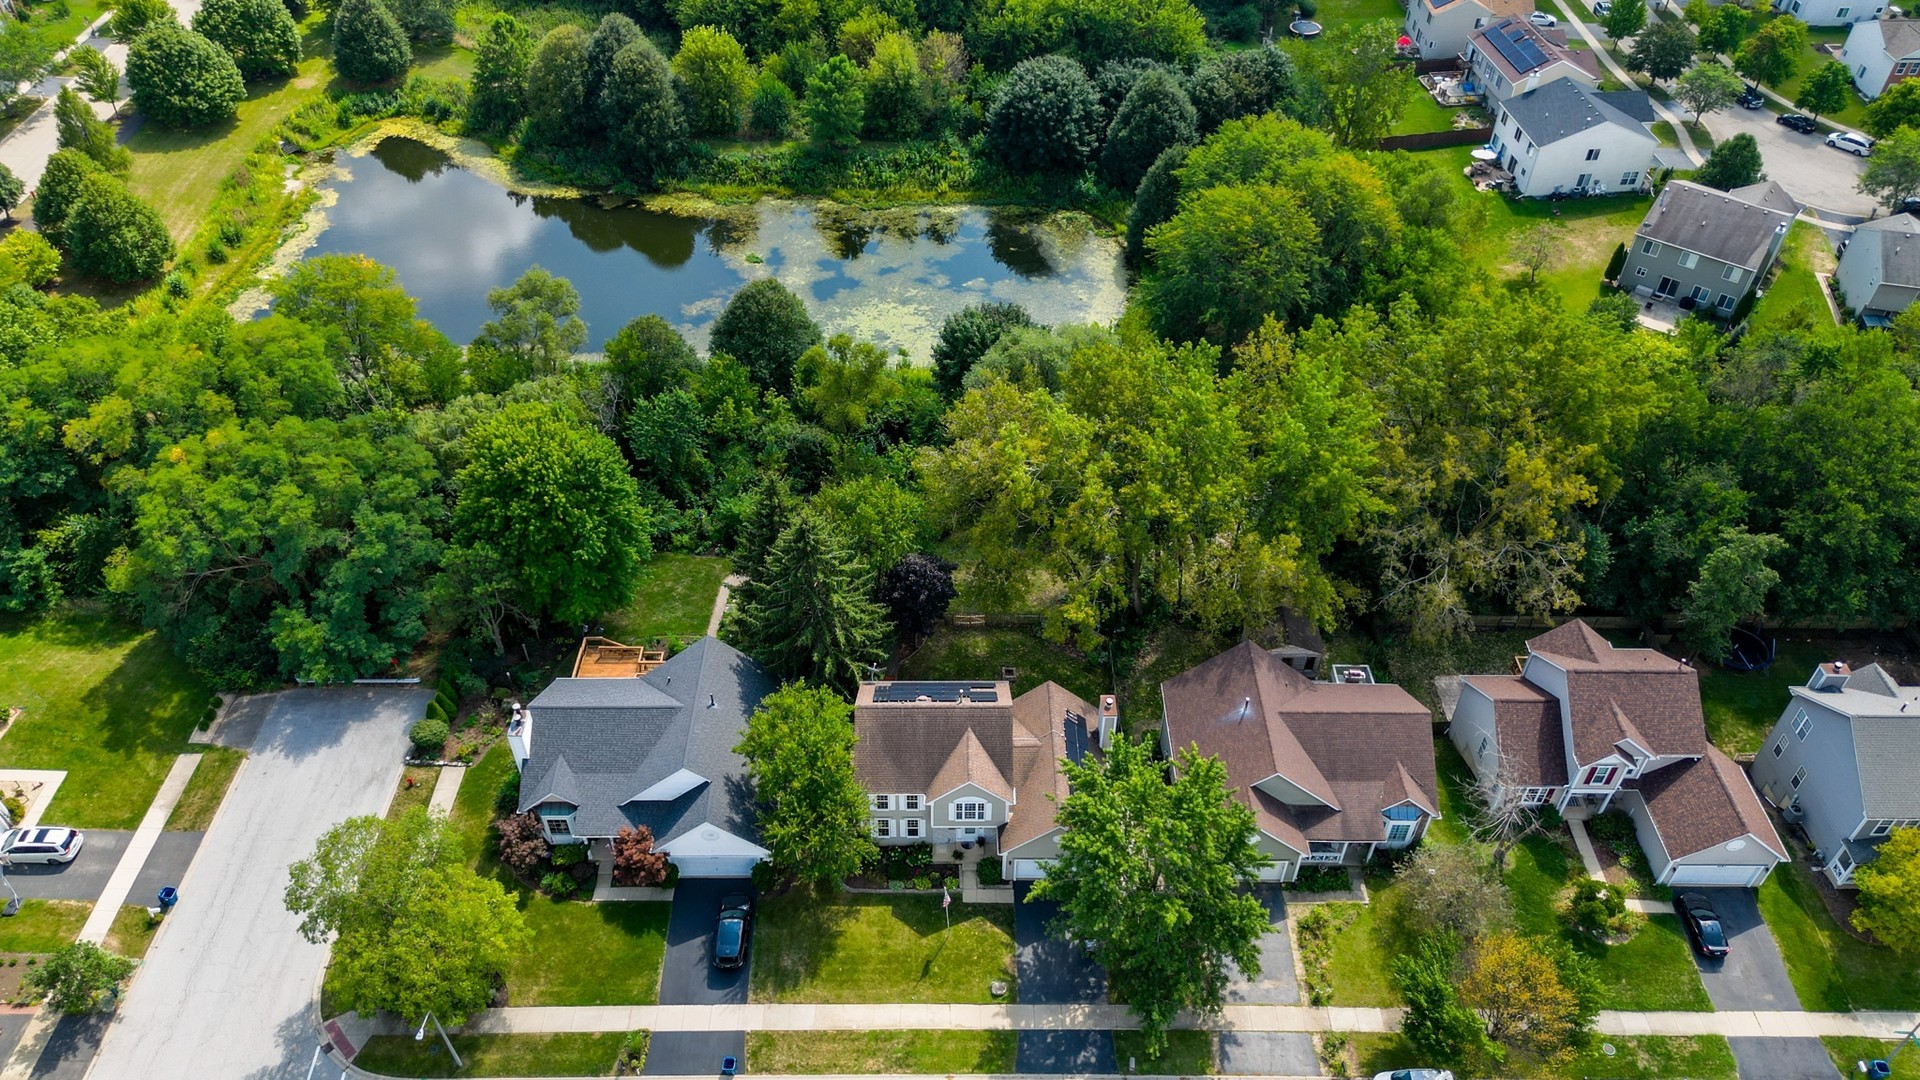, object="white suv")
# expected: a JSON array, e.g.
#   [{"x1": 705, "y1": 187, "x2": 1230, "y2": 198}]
[
  {"x1": 1827, "y1": 131, "x2": 1874, "y2": 156},
  {"x1": 0, "y1": 827, "x2": 84, "y2": 865}
]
